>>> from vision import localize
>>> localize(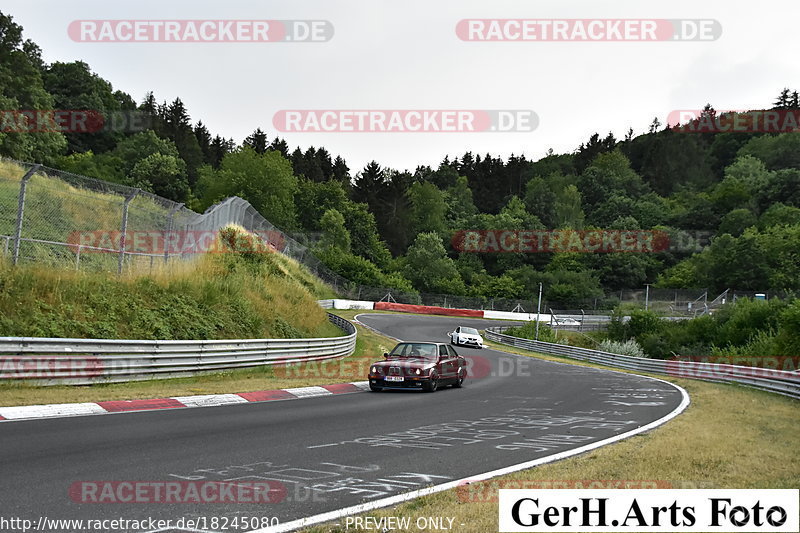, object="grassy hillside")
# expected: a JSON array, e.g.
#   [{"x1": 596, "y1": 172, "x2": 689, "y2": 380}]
[
  {"x1": 0, "y1": 226, "x2": 339, "y2": 340},
  {"x1": 0, "y1": 160, "x2": 173, "y2": 264}
]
